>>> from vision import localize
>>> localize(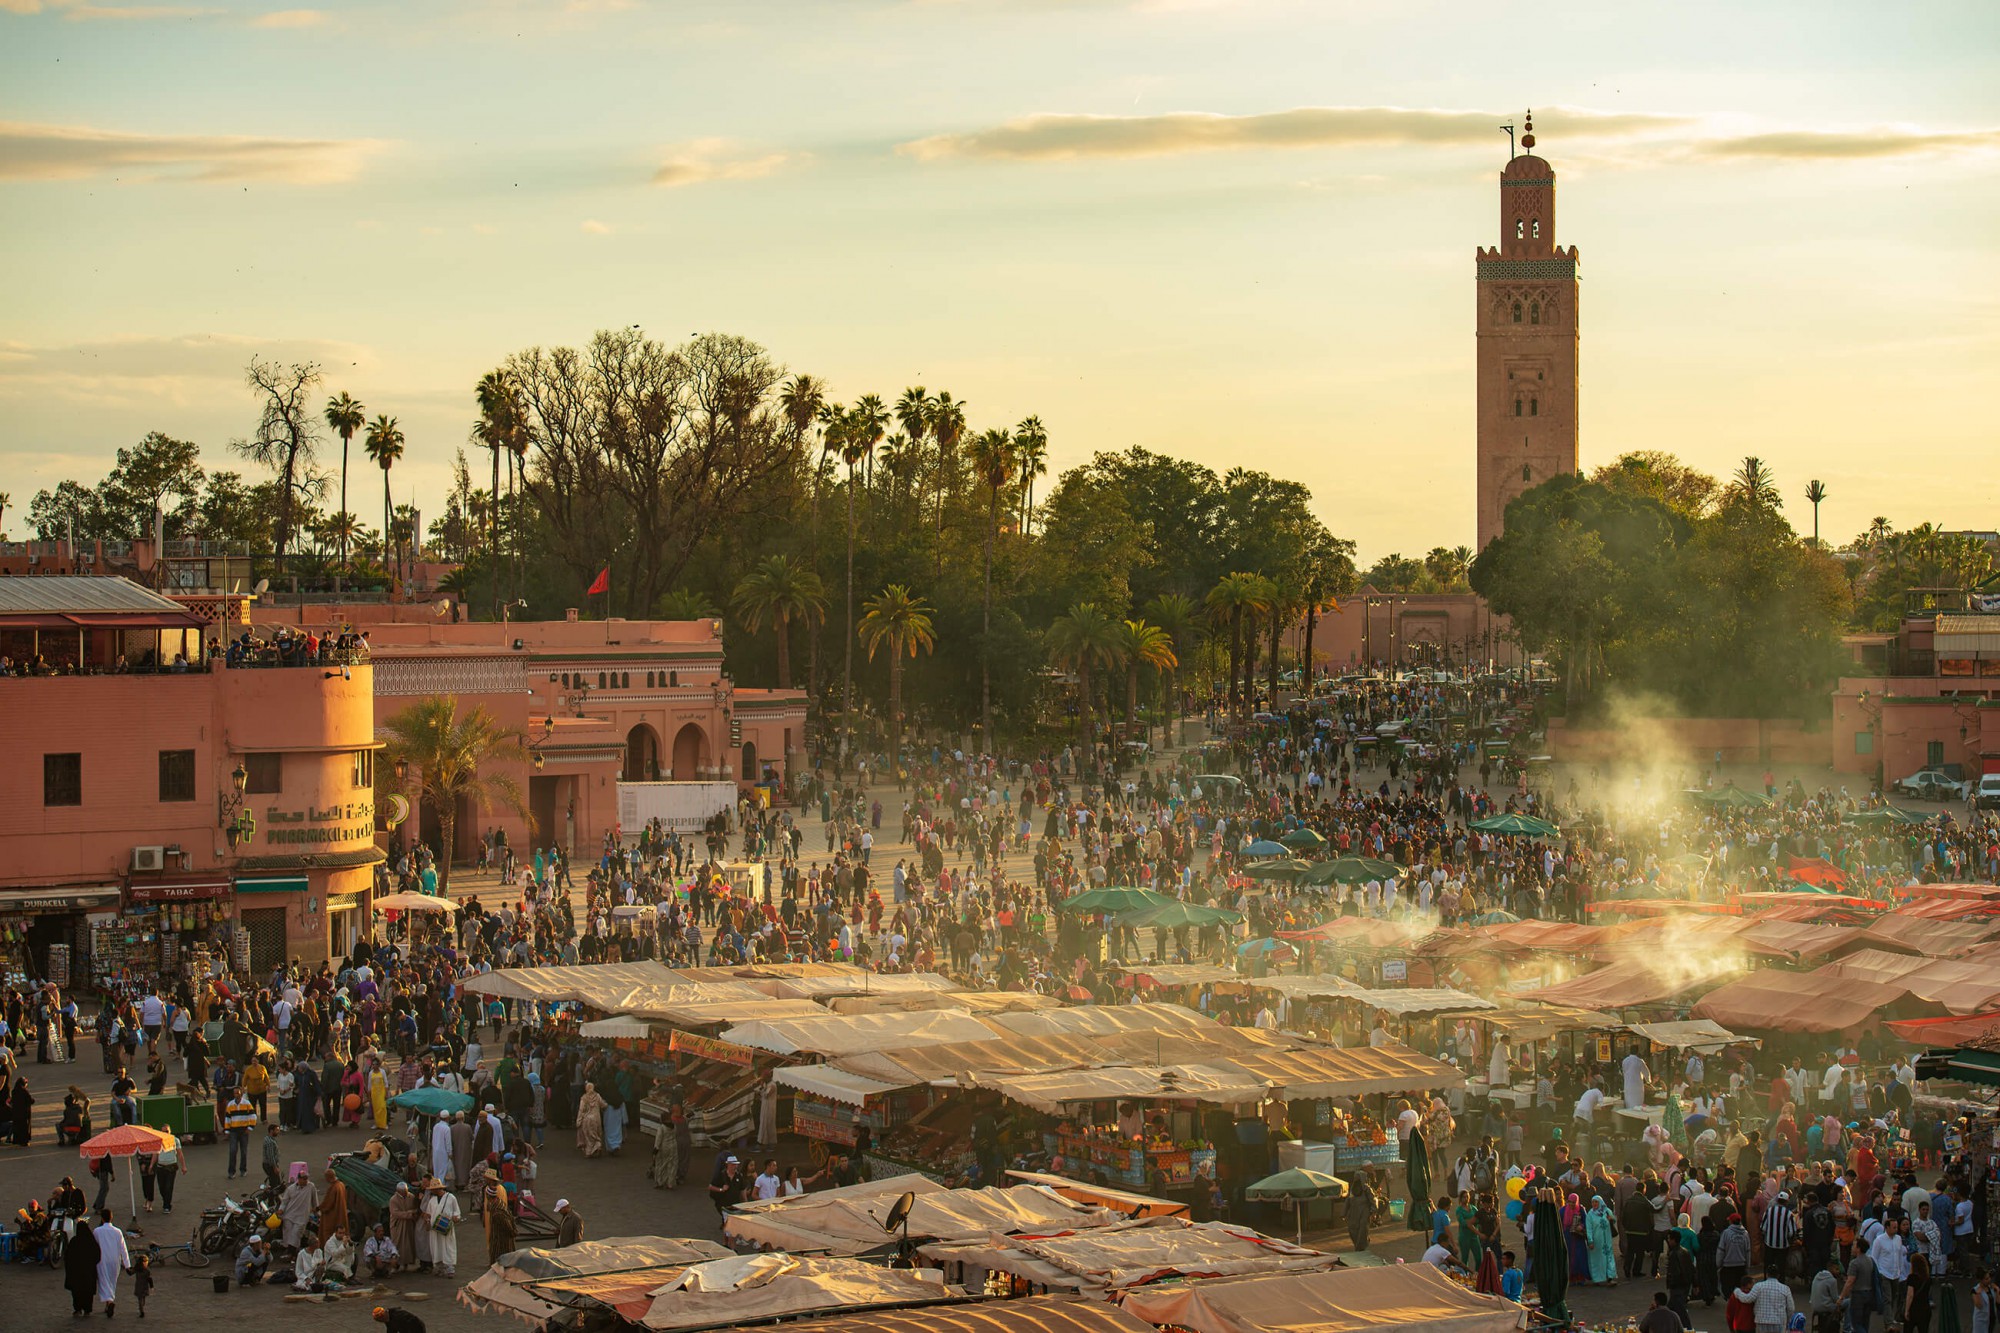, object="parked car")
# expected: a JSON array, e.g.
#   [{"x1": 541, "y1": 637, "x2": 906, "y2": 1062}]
[
  {"x1": 1976, "y1": 774, "x2": 2000, "y2": 810},
  {"x1": 1894, "y1": 768, "x2": 1971, "y2": 801}
]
